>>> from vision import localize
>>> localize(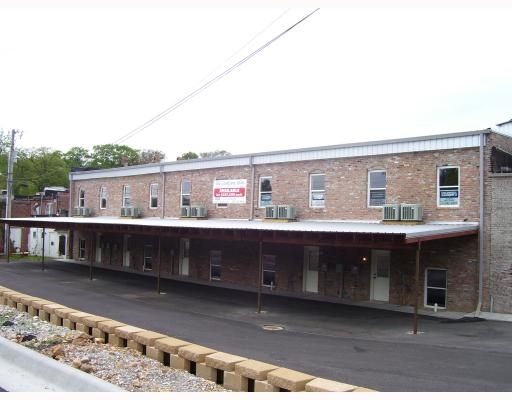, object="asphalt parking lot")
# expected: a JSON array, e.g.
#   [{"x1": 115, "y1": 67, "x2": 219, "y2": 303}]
[{"x1": 1, "y1": 259, "x2": 512, "y2": 391}]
